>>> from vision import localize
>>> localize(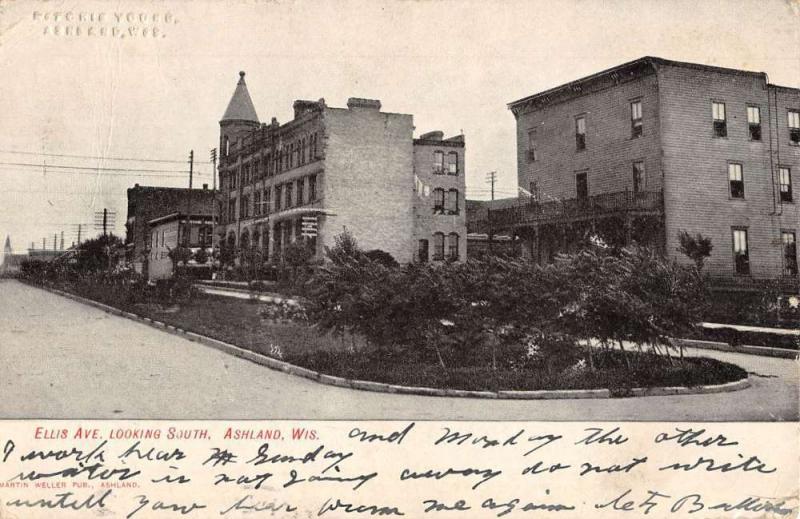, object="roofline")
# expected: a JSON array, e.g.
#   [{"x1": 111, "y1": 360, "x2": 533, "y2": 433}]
[
  {"x1": 507, "y1": 56, "x2": 769, "y2": 110},
  {"x1": 769, "y1": 83, "x2": 800, "y2": 93}
]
